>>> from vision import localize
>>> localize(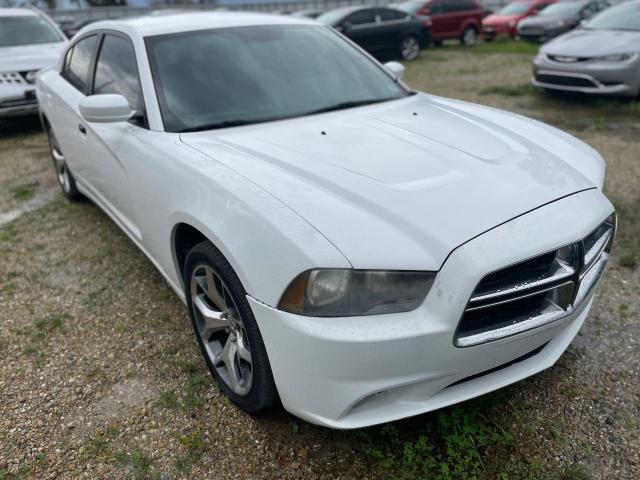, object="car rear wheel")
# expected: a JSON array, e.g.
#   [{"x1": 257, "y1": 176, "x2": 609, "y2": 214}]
[
  {"x1": 399, "y1": 35, "x2": 420, "y2": 61},
  {"x1": 461, "y1": 26, "x2": 478, "y2": 46},
  {"x1": 45, "y1": 125, "x2": 81, "y2": 200},
  {"x1": 184, "y1": 241, "x2": 278, "y2": 413}
]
